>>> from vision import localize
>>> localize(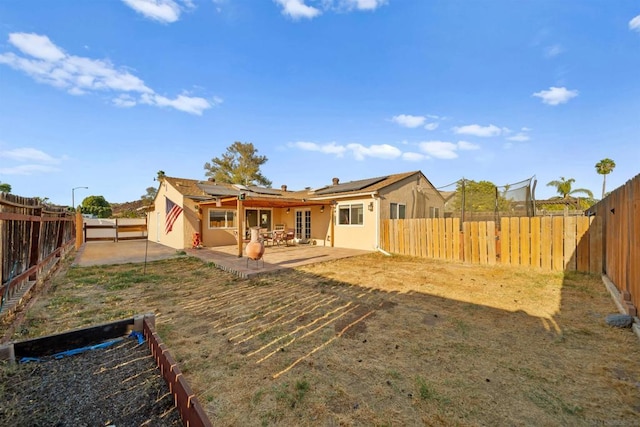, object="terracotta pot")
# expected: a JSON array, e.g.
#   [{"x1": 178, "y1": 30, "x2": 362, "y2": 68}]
[{"x1": 245, "y1": 227, "x2": 265, "y2": 260}]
